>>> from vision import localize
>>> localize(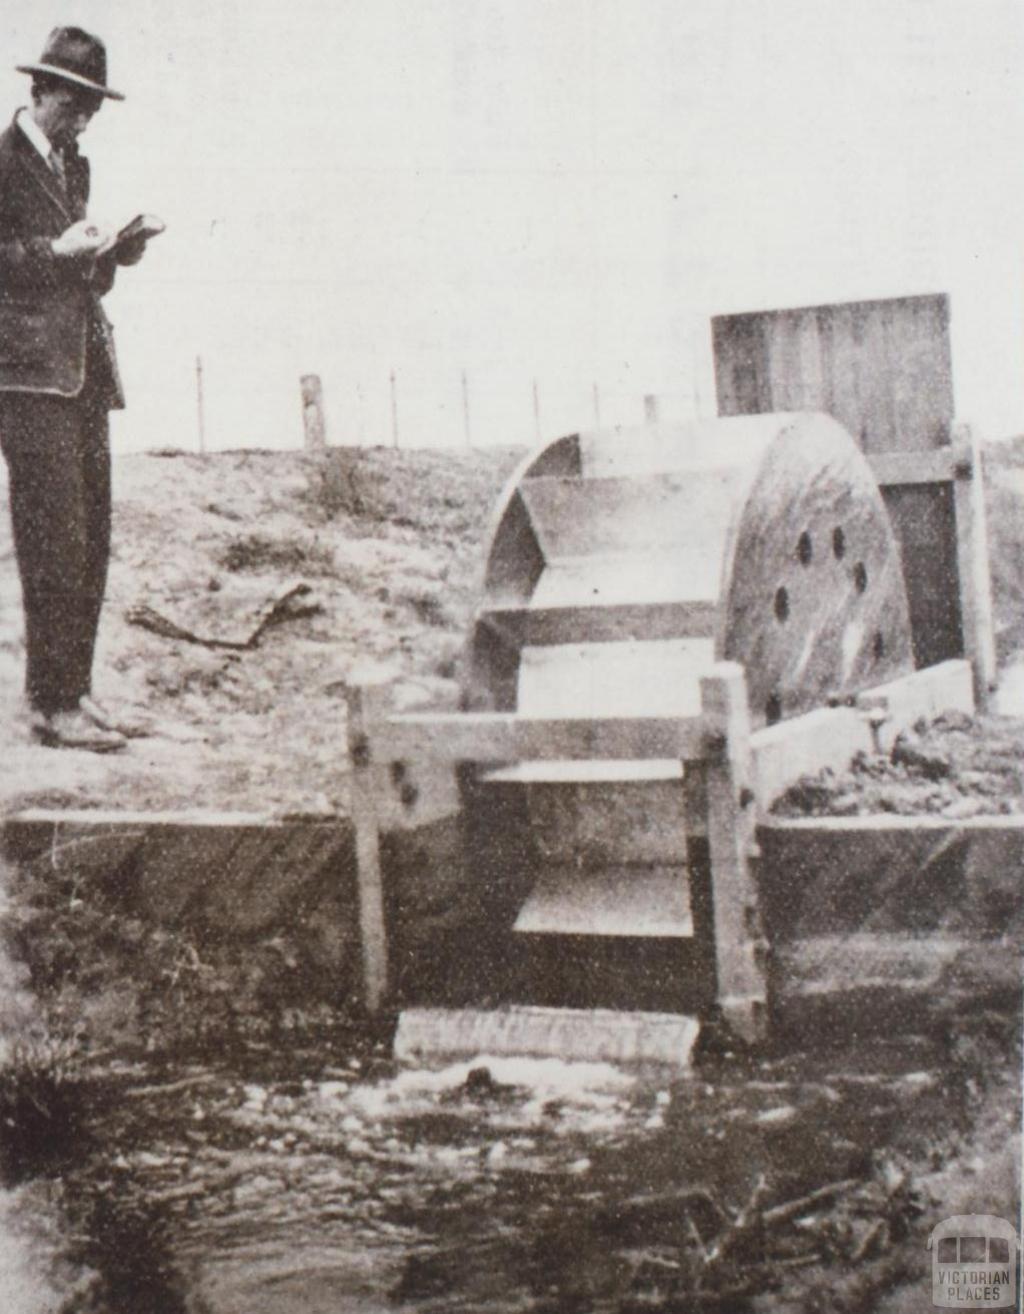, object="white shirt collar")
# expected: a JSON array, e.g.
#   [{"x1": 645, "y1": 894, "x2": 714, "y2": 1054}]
[{"x1": 15, "y1": 107, "x2": 57, "y2": 162}]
